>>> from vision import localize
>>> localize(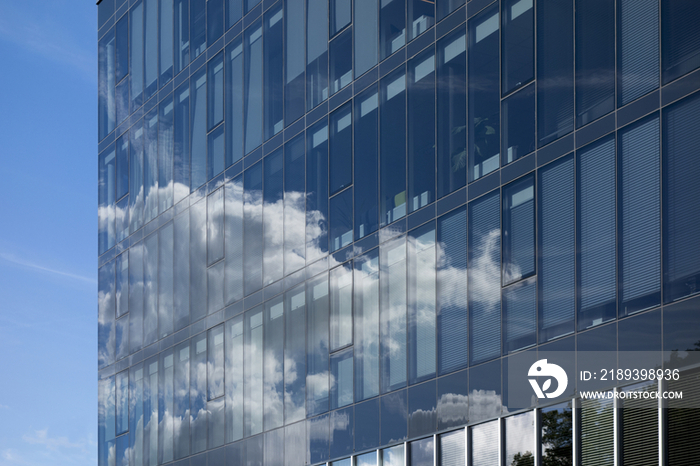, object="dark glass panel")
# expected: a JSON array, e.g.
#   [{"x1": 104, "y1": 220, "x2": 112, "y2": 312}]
[
  {"x1": 98, "y1": 0, "x2": 115, "y2": 29},
  {"x1": 208, "y1": 261, "x2": 225, "y2": 314},
  {"x1": 129, "y1": 241, "x2": 144, "y2": 353},
  {"x1": 225, "y1": 175, "x2": 244, "y2": 305},
  {"x1": 116, "y1": 315, "x2": 129, "y2": 361},
  {"x1": 575, "y1": 0, "x2": 615, "y2": 127},
  {"x1": 285, "y1": 0, "x2": 306, "y2": 125},
  {"x1": 330, "y1": 103, "x2": 353, "y2": 195},
  {"x1": 143, "y1": 232, "x2": 158, "y2": 347},
  {"x1": 408, "y1": 0, "x2": 434, "y2": 41},
  {"x1": 116, "y1": 370, "x2": 127, "y2": 433},
  {"x1": 190, "y1": 68, "x2": 207, "y2": 190},
  {"x1": 502, "y1": 174, "x2": 535, "y2": 284},
  {"x1": 380, "y1": 67, "x2": 407, "y2": 226},
  {"x1": 244, "y1": 163, "x2": 264, "y2": 295},
  {"x1": 208, "y1": 52, "x2": 225, "y2": 131},
  {"x1": 116, "y1": 14, "x2": 129, "y2": 83},
  {"x1": 380, "y1": 236, "x2": 407, "y2": 393},
  {"x1": 501, "y1": 83, "x2": 535, "y2": 165},
  {"x1": 380, "y1": 0, "x2": 406, "y2": 60},
  {"x1": 208, "y1": 124, "x2": 225, "y2": 180},
  {"x1": 437, "y1": 369, "x2": 468, "y2": 430},
  {"x1": 538, "y1": 154, "x2": 575, "y2": 342},
  {"x1": 228, "y1": 0, "x2": 243, "y2": 27},
  {"x1": 227, "y1": 38, "x2": 244, "y2": 165},
  {"x1": 207, "y1": 0, "x2": 224, "y2": 44},
  {"x1": 144, "y1": 108, "x2": 159, "y2": 223},
  {"x1": 173, "y1": 82, "x2": 191, "y2": 203},
  {"x1": 226, "y1": 315, "x2": 244, "y2": 442},
  {"x1": 116, "y1": 78, "x2": 130, "y2": 125},
  {"x1": 130, "y1": 1, "x2": 144, "y2": 110},
  {"x1": 264, "y1": 296, "x2": 285, "y2": 430},
  {"x1": 354, "y1": 0, "x2": 378, "y2": 77},
  {"x1": 306, "y1": 119, "x2": 329, "y2": 262},
  {"x1": 436, "y1": 0, "x2": 463, "y2": 21},
  {"x1": 129, "y1": 123, "x2": 144, "y2": 234},
  {"x1": 330, "y1": 348, "x2": 354, "y2": 409},
  {"x1": 307, "y1": 273, "x2": 330, "y2": 416},
  {"x1": 190, "y1": 0, "x2": 206, "y2": 59},
  {"x1": 354, "y1": 87, "x2": 380, "y2": 239},
  {"x1": 468, "y1": 191, "x2": 501, "y2": 364},
  {"x1": 307, "y1": 0, "x2": 329, "y2": 109},
  {"x1": 577, "y1": 136, "x2": 616, "y2": 329},
  {"x1": 265, "y1": 5, "x2": 285, "y2": 139},
  {"x1": 159, "y1": 95, "x2": 174, "y2": 213},
  {"x1": 173, "y1": 341, "x2": 190, "y2": 459},
  {"x1": 618, "y1": 115, "x2": 660, "y2": 315},
  {"x1": 330, "y1": 263, "x2": 353, "y2": 351},
  {"x1": 407, "y1": 48, "x2": 435, "y2": 213},
  {"x1": 263, "y1": 149, "x2": 284, "y2": 285},
  {"x1": 174, "y1": 0, "x2": 190, "y2": 74},
  {"x1": 502, "y1": 277, "x2": 536, "y2": 354},
  {"x1": 173, "y1": 211, "x2": 190, "y2": 330},
  {"x1": 381, "y1": 390, "x2": 408, "y2": 445},
  {"x1": 409, "y1": 437, "x2": 434, "y2": 466},
  {"x1": 244, "y1": 306, "x2": 264, "y2": 436},
  {"x1": 408, "y1": 381, "x2": 436, "y2": 438},
  {"x1": 144, "y1": 0, "x2": 158, "y2": 101},
  {"x1": 355, "y1": 399, "x2": 380, "y2": 451},
  {"x1": 244, "y1": 21, "x2": 264, "y2": 153},
  {"x1": 190, "y1": 198, "x2": 207, "y2": 322},
  {"x1": 116, "y1": 134, "x2": 129, "y2": 200},
  {"x1": 501, "y1": 0, "x2": 534, "y2": 94},
  {"x1": 468, "y1": 4, "x2": 500, "y2": 181},
  {"x1": 540, "y1": 402, "x2": 573, "y2": 464},
  {"x1": 285, "y1": 286, "x2": 307, "y2": 423},
  {"x1": 330, "y1": 407, "x2": 354, "y2": 459},
  {"x1": 160, "y1": 0, "x2": 174, "y2": 84},
  {"x1": 330, "y1": 189, "x2": 353, "y2": 252},
  {"x1": 331, "y1": 0, "x2": 351, "y2": 36},
  {"x1": 663, "y1": 94, "x2": 700, "y2": 303},
  {"x1": 330, "y1": 28, "x2": 353, "y2": 96},
  {"x1": 408, "y1": 223, "x2": 436, "y2": 384},
  {"x1": 579, "y1": 394, "x2": 614, "y2": 465},
  {"x1": 468, "y1": 359, "x2": 501, "y2": 422},
  {"x1": 284, "y1": 134, "x2": 306, "y2": 275},
  {"x1": 661, "y1": 0, "x2": 700, "y2": 84},
  {"x1": 436, "y1": 29, "x2": 466, "y2": 198},
  {"x1": 536, "y1": 0, "x2": 573, "y2": 147},
  {"x1": 354, "y1": 250, "x2": 380, "y2": 401},
  {"x1": 617, "y1": 0, "x2": 658, "y2": 105}
]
